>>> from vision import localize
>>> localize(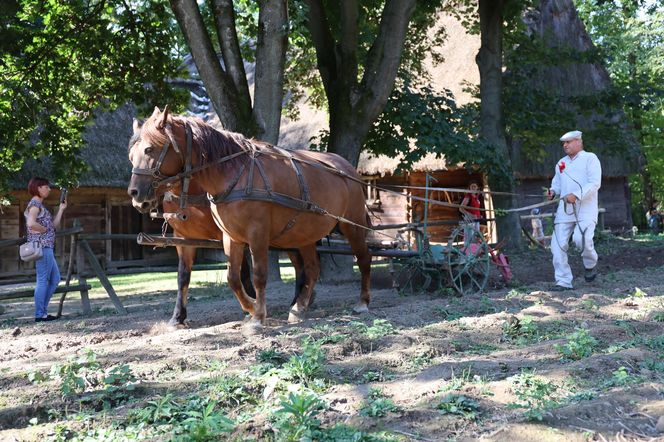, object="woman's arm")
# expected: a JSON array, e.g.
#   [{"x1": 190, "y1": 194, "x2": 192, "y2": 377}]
[
  {"x1": 459, "y1": 196, "x2": 471, "y2": 217},
  {"x1": 52, "y1": 201, "x2": 67, "y2": 229},
  {"x1": 26, "y1": 206, "x2": 47, "y2": 233}
]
